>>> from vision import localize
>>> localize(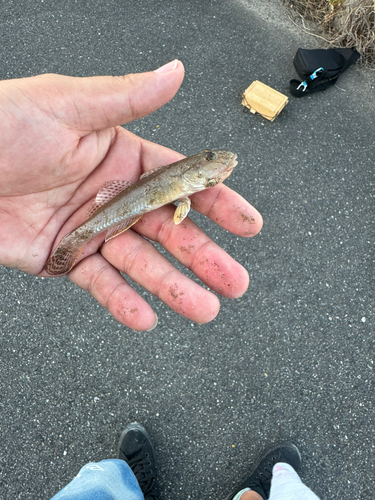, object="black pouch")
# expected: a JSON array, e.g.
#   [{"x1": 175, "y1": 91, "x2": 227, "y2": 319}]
[{"x1": 289, "y1": 48, "x2": 360, "y2": 97}]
